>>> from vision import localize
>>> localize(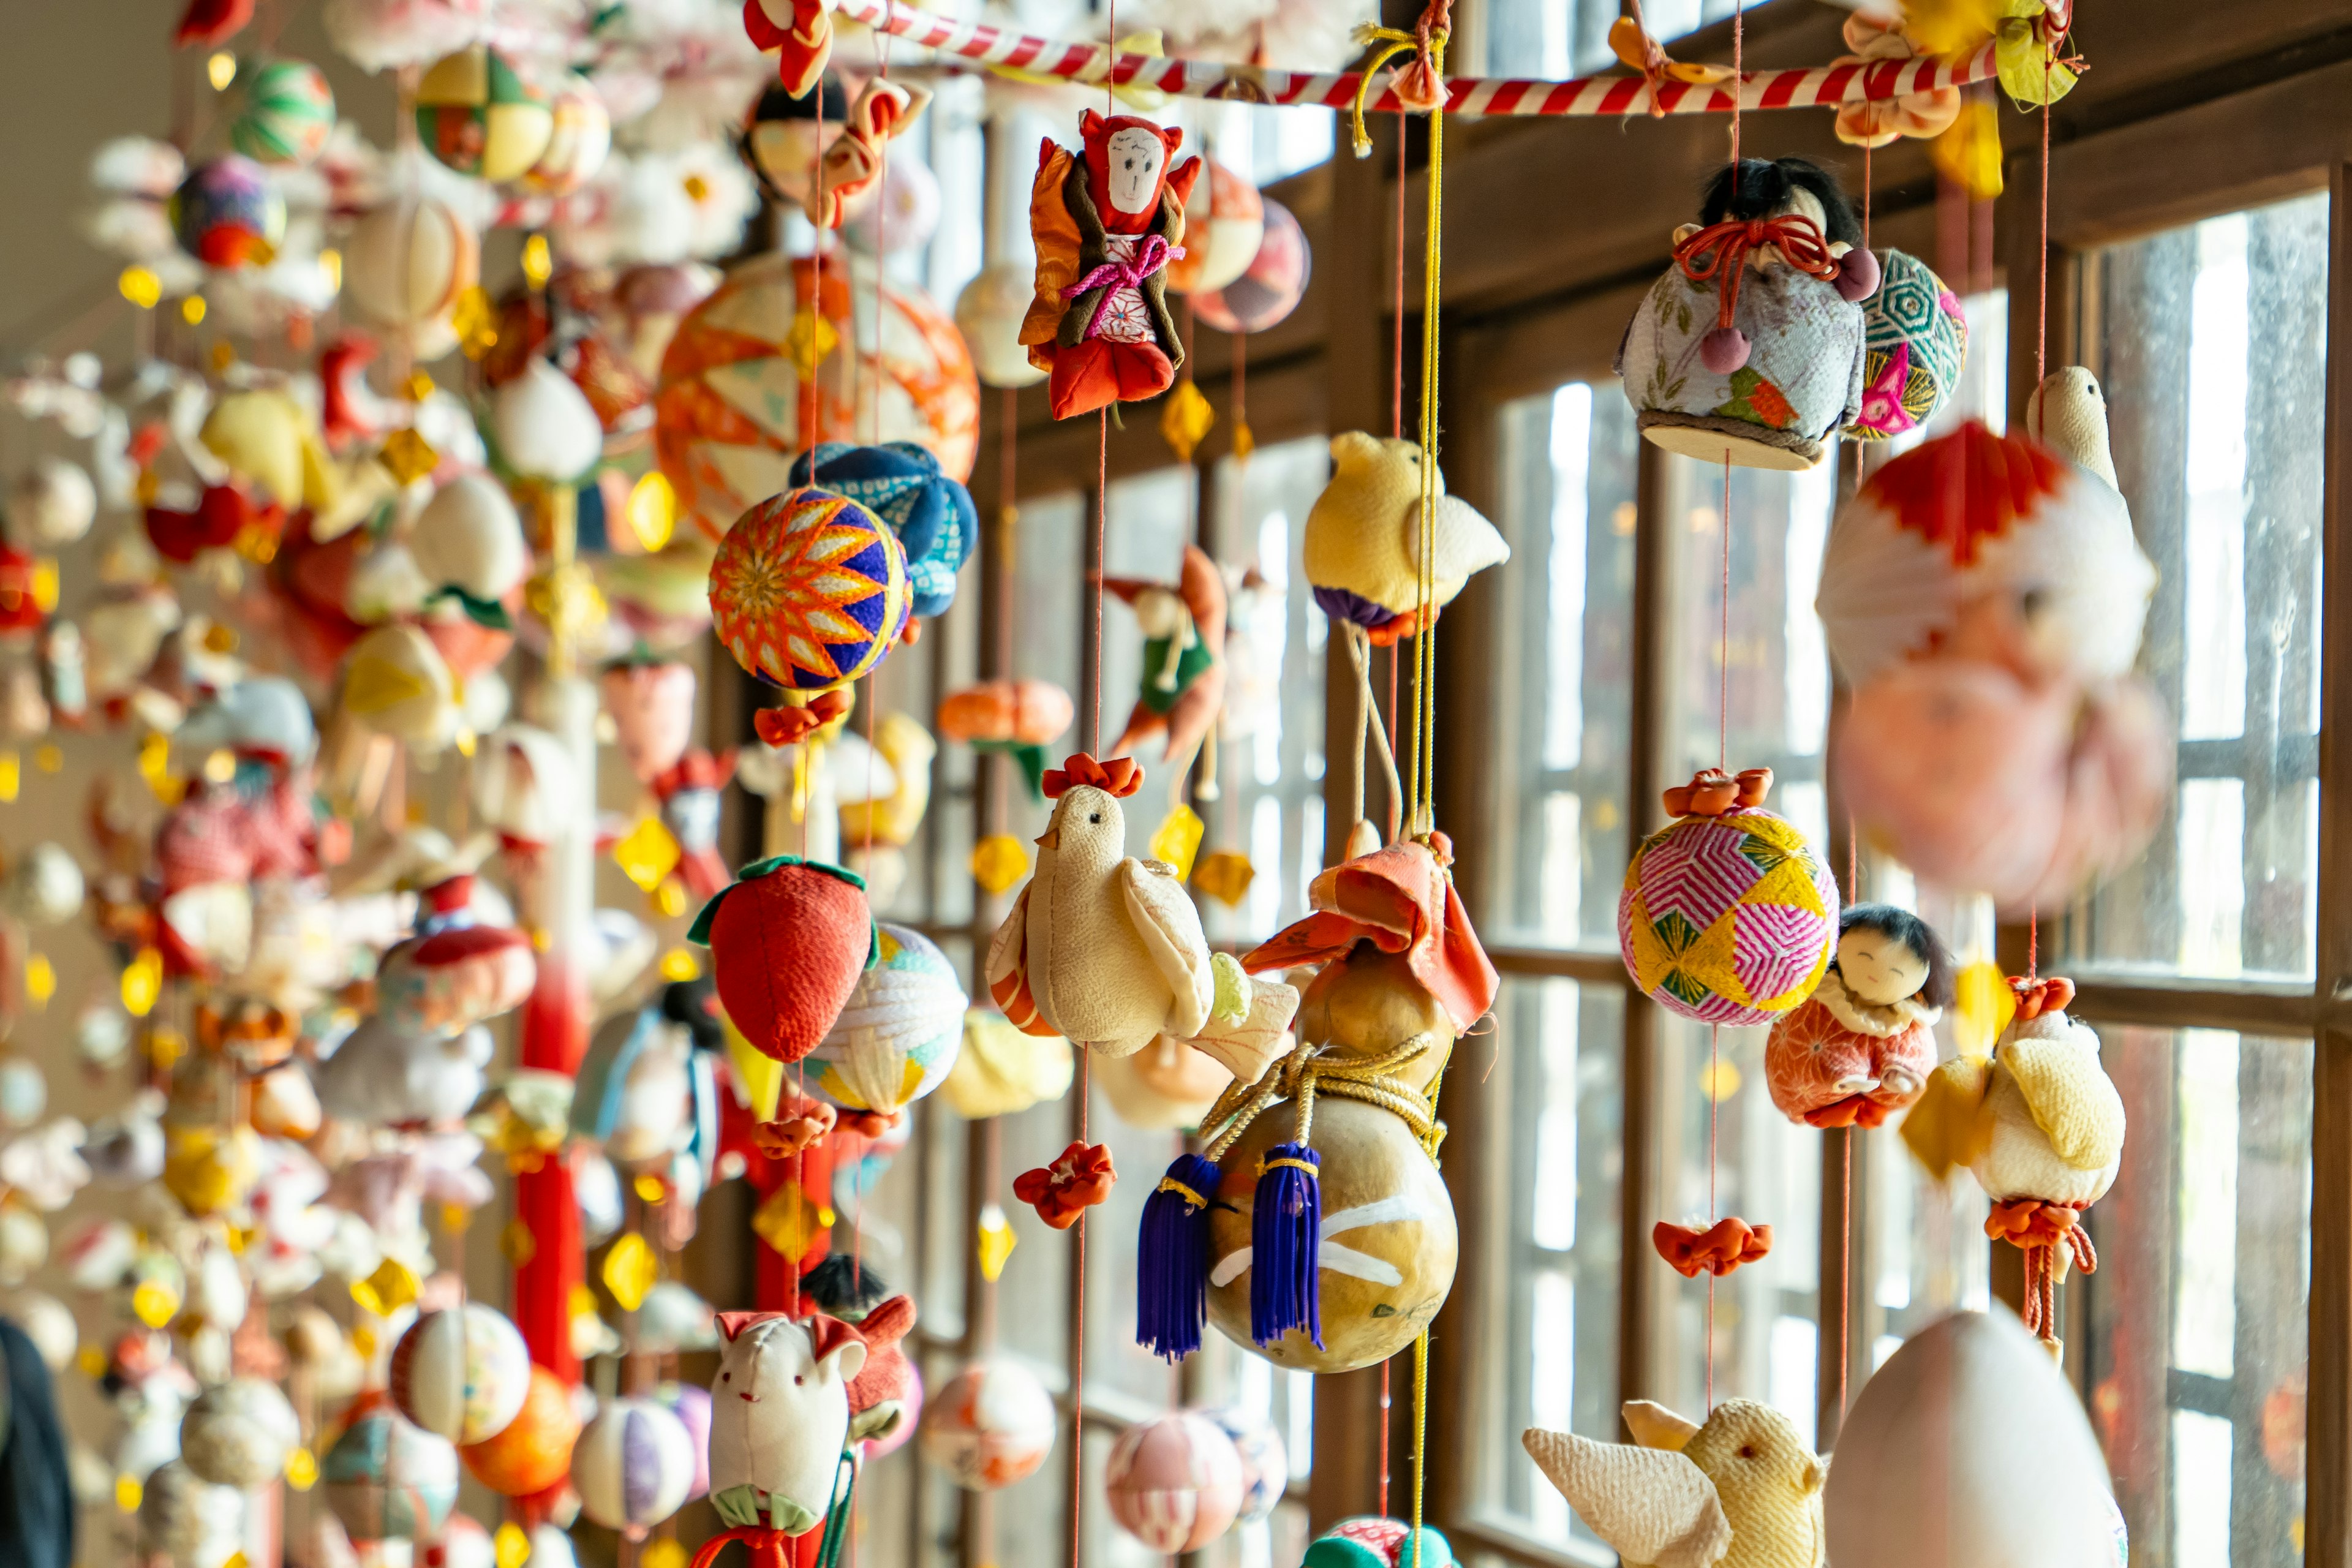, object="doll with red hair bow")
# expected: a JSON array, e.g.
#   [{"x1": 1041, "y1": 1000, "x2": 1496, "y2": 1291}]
[{"x1": 1022, "y1": 110, "x2": 1203, "y2": 420}]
